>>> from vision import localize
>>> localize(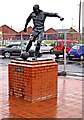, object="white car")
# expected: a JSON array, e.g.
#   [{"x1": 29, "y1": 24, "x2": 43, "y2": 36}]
[
  {"x1": 22, "y1": 41, "x2": 53, "y2": 53},
  {"x1": 31, "y1": 43, "x2": 53, "y2": 53}
]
